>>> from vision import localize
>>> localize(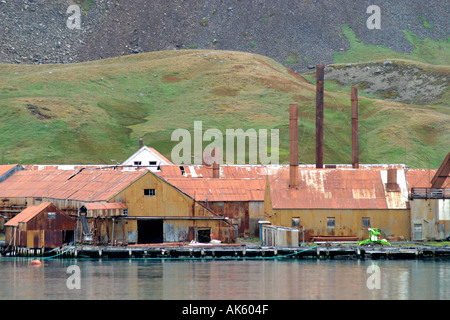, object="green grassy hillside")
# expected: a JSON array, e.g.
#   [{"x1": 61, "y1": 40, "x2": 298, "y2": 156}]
[
  {"x1": 335, "y1": 24, "x2": 450, "y2": 66},
  {"x1": 0, "y1": 50, "x2": 448, "y2": 168}
]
